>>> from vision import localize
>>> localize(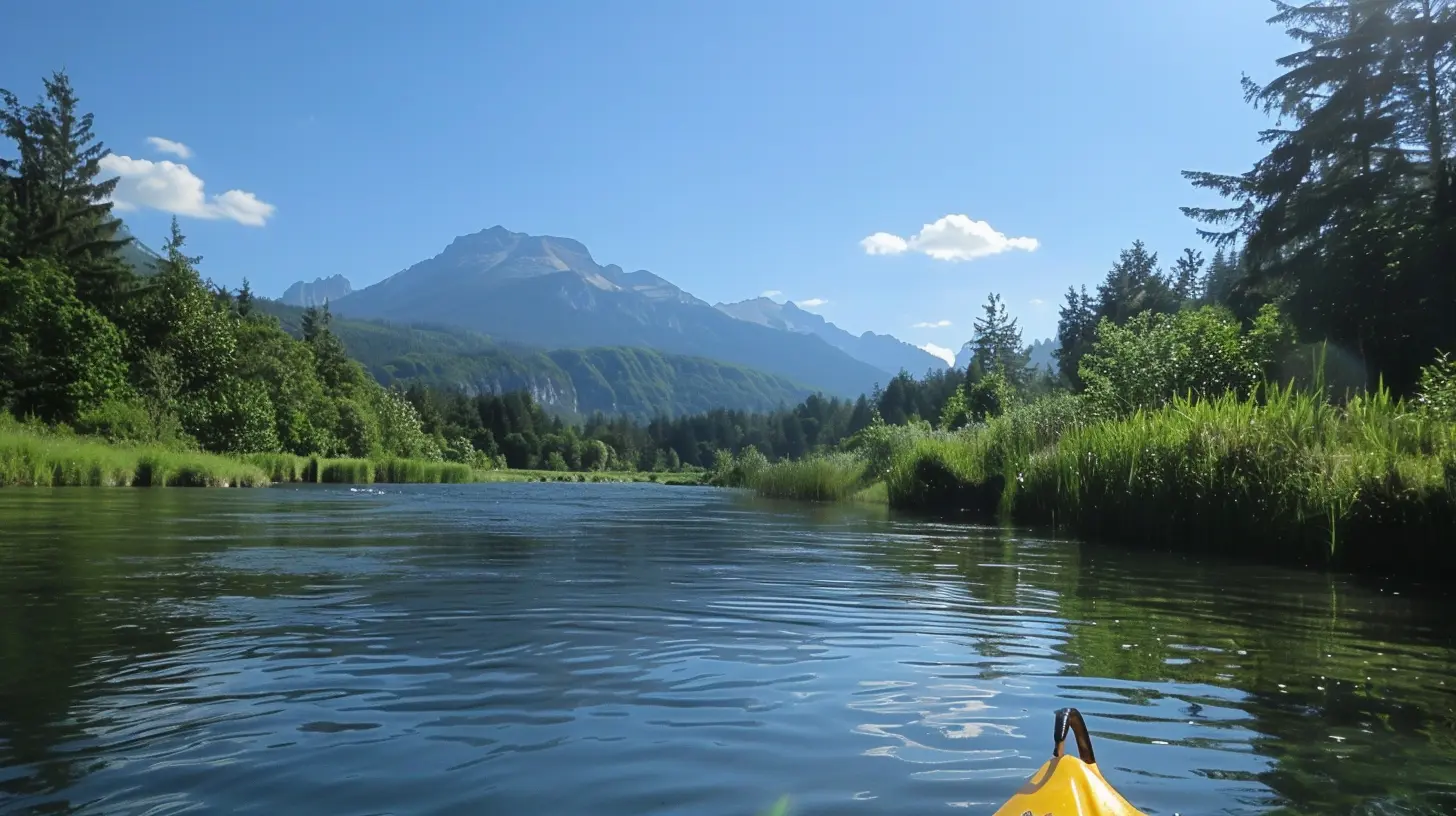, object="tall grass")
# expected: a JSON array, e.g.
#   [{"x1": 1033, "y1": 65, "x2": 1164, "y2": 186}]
[
  {"x1": 316, "y1": 458, "x2": 375, "y2": 484},
  {"x1": 243, "y1": 453, "x2": 313, "y2": 483},
  {"x1": 1014, "y1": 385, "x2": 1454, "y2": 571},
  {"x1": 881, "y1": 384, "x2": 1455, "y2": 572},
  {"x1": 374, "y1": 457, "x2": 473, "y2": 484},
  {"x1": 0, "y1": 428, "x2": 269, "y2": 487},
  {"x1": 752, "y1": 453, "x2": 870, "y2": 502}
]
